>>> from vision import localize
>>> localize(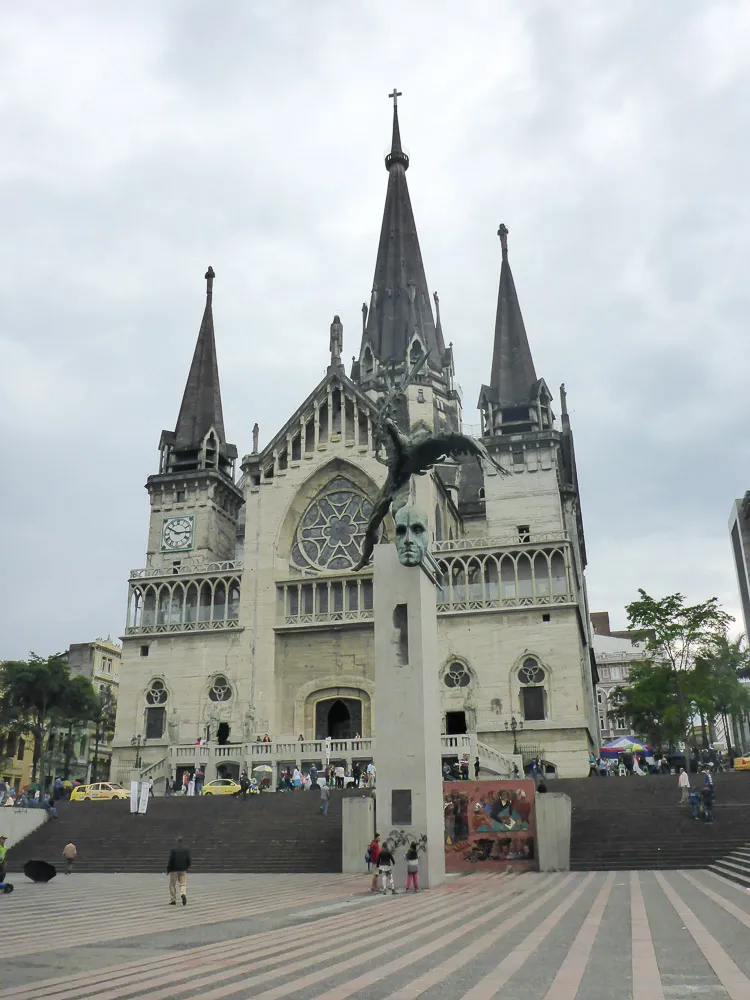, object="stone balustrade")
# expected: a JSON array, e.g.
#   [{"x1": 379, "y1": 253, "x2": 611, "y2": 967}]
[{"x1": 161, "y1": 734, "x2": 520, "y2": 787}]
